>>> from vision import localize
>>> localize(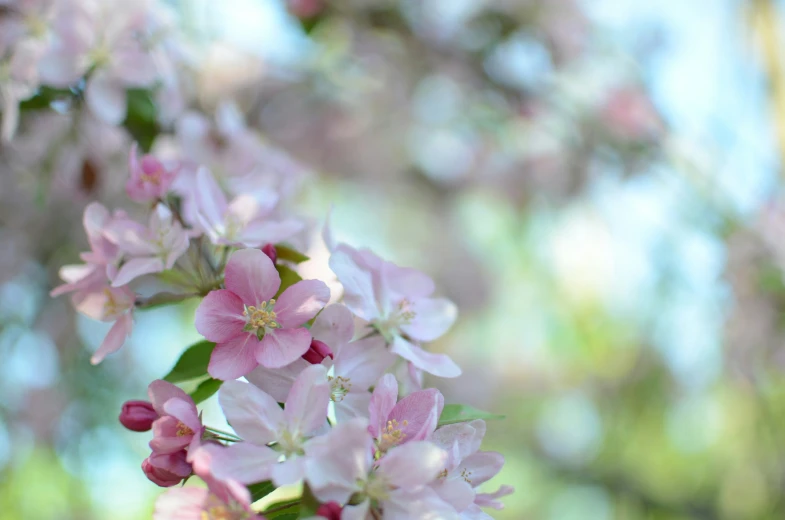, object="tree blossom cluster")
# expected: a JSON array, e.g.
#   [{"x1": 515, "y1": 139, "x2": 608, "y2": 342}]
[{"x1": 51, "y1": 145, "x2": 513, "y2": 518}]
